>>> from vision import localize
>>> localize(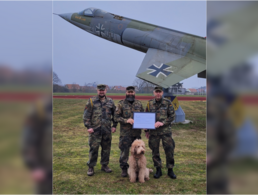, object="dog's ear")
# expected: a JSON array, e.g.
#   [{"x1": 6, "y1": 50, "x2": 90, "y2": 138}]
[{"x1": 130, "y1": 145, "x2": 135, "y2": 155}]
